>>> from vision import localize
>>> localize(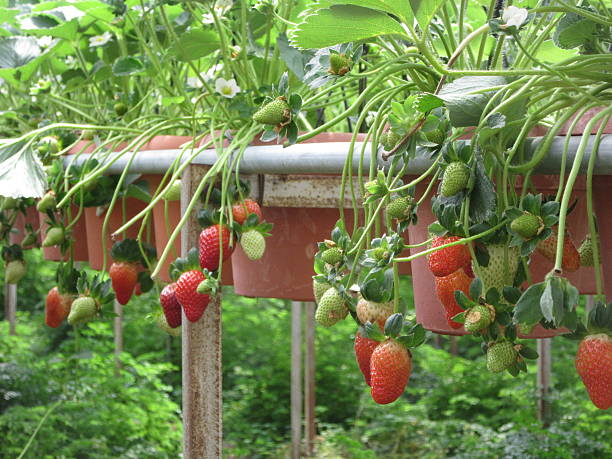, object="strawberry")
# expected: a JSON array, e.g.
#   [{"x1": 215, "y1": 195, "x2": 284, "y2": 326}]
[
  {"x1": 380, "y1": 131, "x2": 401, "y2": 151},
  {"x1": 464, "y1": 304, "x2": 495, "y2": 333},
  {"x1": 114, "y1": 102, "x2": 128, "y2": 117},
  {"x1": 160, "y1": 283, "x2": 181, "y2": 328},
  {"x1": 42, "y1": 227, "x2": 64, "y2": 247},
  {"x1": 312, "y1": 279, "x2": 331, "y2": 304},
  {"x1": 175, "y1": 270, "x2": 210, "y2": 323},
  {"x1": 5, "y1": 260, "x2": 26, "y2": 284},
  {"x1": 386, "y1": 197, "x2": 413, "y2": 221},
  {"x1": 45, "y1": 286, "x2": 74, "y2": 328},
  {"x1": 67, "y1": 296, "x2": 98, "y2": 326},
  {"x1": 427, "y1": 235, "x2": 471, "y2": 277},
  {"x1": 370, "y1": 339, "x2": 412, "y2": 404},
  {"x1": 475, "y1": 245, "x2": 520, "y2": 293},
  {"x1": 579, "y1": 235, "x2": 595, "y2": 267},
  {"x1": 425, "y1": 129, "x2": 445, "y2": 145},
  {"x1": 321, "y1": 247, "x2": 342, "y2": 265},
  {"x1": 163, "y1": 179, "x2": 182, "y2": 201},
  {"x1": 486, "y1": 340, "x2": 518, "y2": 373},
  {"x1": 575, "y1": 333, "x2": 612, "y2": 409},
  {"x1": 199, "y1": 224, "x2": 234, "y2": 271},
  {"x1": 356, "y1": 298, "x2": 393, "y2": 330},
  {"x1": 36, "y1": 190, "x2": 56, "y2": 213},
  {"x1": 354, "y1": 330, "x2": 380, "y2": 386},
  {"x1": 109, "y1": 261, "x2": 139, "y2": 305},
  {"x1": 536, "y1": 229, "x2": 580, "y2": 272},
  {"x1": 328, "y1": 53, "x2": 351, "y2": 76},
  {"x1": 232, "y1": 199, "x2": 262, "y2": 225},
  {"x1": 134, "y1": 283, "x2": 142, "y2": 296},
  {"x1": 434, "y1": 268, "x2": 472, "y2": 329},
  {"x1": 510, "y1": 212, "x2": 543, "y2": 239},
  {"x1": 315, "y1": 288, "x2": 348, "y2": 327},
  {"x1": 240, "y1": 229, "x2": 266, "y2": 261},
  {"x1": 252, "y1": 97, "x2": 290, "y2": 126},
  {"x1": 440, "y1": 162, "x2": 470, "y2": 197},
  {"x1": 156, "y1": 312, "x2": 181, "y2": 337}
]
